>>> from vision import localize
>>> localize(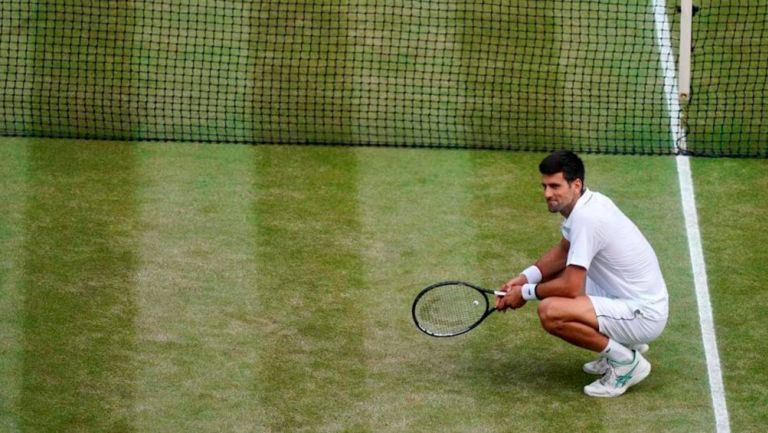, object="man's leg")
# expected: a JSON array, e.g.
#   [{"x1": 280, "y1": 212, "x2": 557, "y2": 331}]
[
  {"x1": 536, "y1": 296, "x2": 650, "y2": 397},
  {"x1": 536, "y1": 296, "x2": 608, "y2": 352},
  {"x1": 537, "y1": 296, "x2": 635, "y2": 360}
]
